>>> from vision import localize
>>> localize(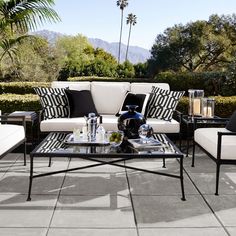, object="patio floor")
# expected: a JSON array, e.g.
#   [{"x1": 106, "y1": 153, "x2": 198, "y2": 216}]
[{"x1": 0, "y1": 147, "x2": 236, "y2": 236}]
